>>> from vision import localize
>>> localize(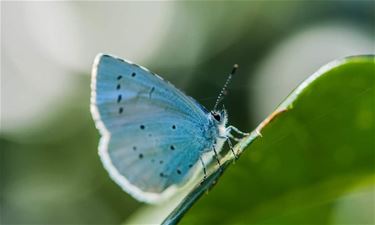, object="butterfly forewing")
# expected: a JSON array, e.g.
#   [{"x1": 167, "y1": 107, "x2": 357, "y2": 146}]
[{"x1": 91, "y1": 54, "x2": 211, "y2": 203}]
